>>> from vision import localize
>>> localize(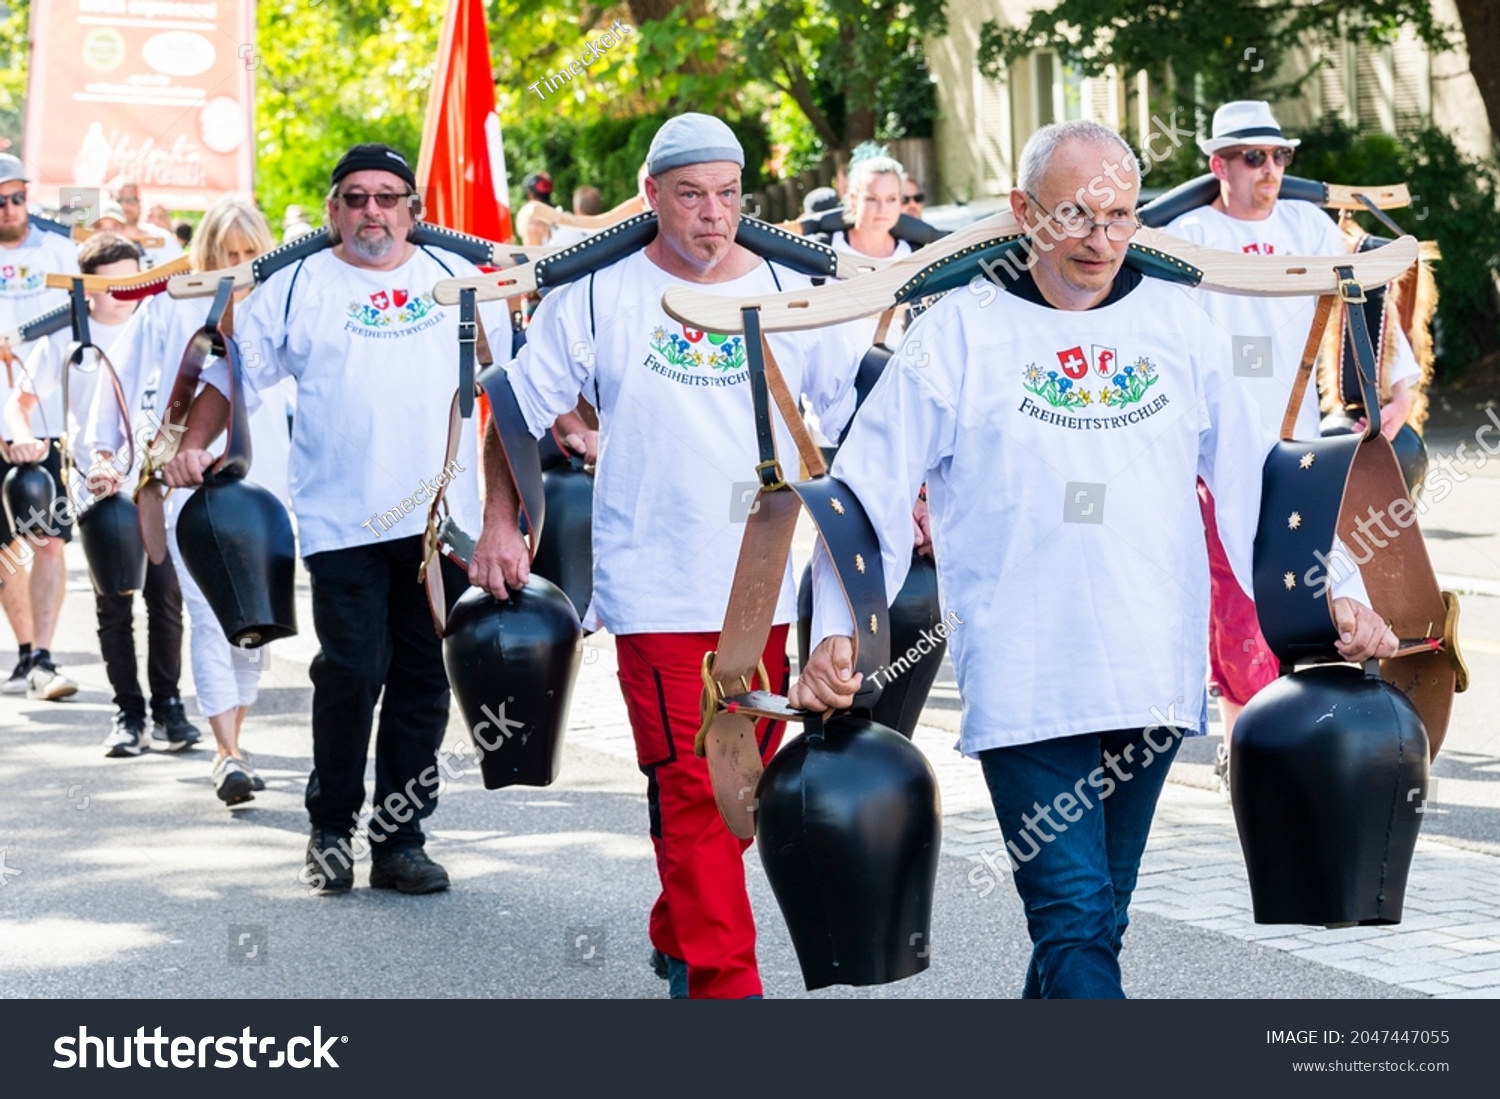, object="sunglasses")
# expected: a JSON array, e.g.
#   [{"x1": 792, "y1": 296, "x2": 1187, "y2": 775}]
[
  {"x1": 337, "y1": 191, "x2": 415, "y2": 210},
  {"x1": 2, "y1": 192, "x2": 27, "y2": 207},
  {"x1": 1226, "y1": 148, "x2": 1294, "y2": 168},
  {"x1": 902, "y1": 192, "x2": 925, "y2": 204}
]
